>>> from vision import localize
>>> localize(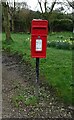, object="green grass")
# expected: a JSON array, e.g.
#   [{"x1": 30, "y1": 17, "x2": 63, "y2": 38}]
[
  {"x1": 48, "y1": 32, "x2": 72, "y2": 41},
  {"x1": 12, "y1": 94, "x2": 37, "y2": 107},
  {"x1": 40, "y1": 48, "x2": 72, "y2": 104},
  {"x1": 25, "y1": 96, "x2": 37, "y2": 106},
  {"x1": 2, "y1": 32, "x2": 73, "y2": 105}
]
